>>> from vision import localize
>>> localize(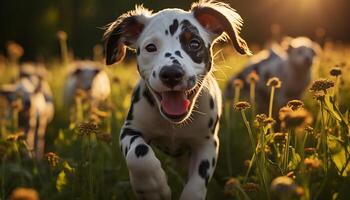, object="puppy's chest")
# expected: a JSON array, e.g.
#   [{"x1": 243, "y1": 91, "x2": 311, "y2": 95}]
[{"x1": 150, "y1": 135, "x2": 190, "y2": 157}]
